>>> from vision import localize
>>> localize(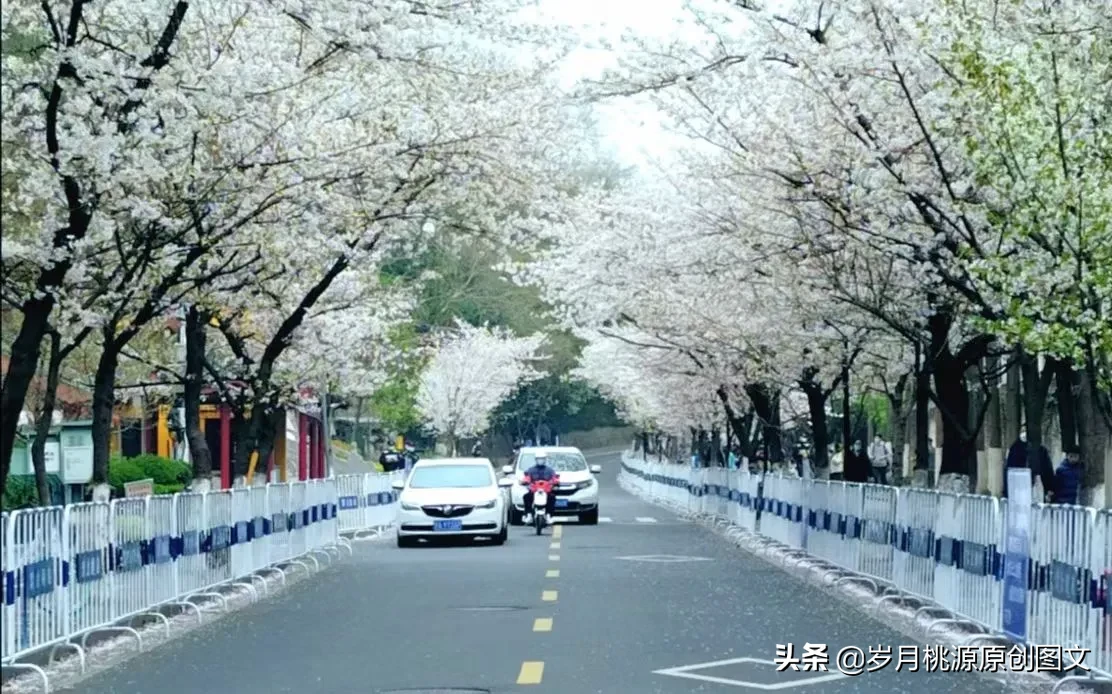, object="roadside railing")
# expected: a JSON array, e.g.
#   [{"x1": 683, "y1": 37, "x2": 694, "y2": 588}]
[
  {"x1": 619, "y1": 453, "x2": 1111, "y2": 690},
  {"x1": 1, "y1": 471, "x2": 400, "y2": 691}
]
